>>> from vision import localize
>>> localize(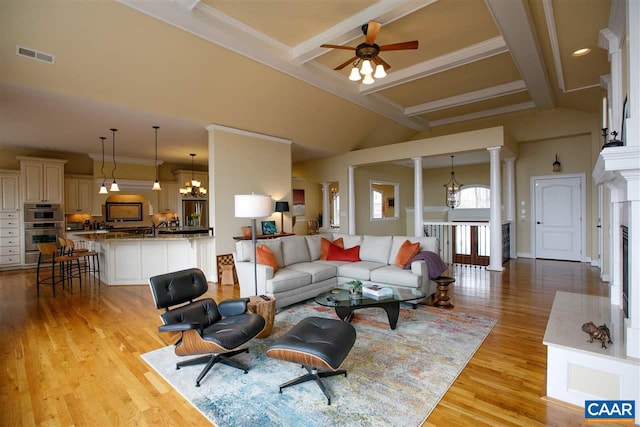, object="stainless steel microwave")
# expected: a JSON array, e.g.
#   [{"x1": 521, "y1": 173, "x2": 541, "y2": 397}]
[{"x1": 24, "y1": 203, "x2": 63, "y2": 223}]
